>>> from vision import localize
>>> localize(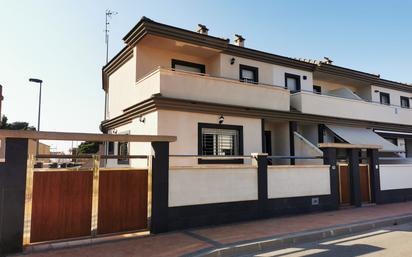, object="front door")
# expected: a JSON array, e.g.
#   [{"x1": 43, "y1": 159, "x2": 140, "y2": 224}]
[
  {"x1": 264, "y1": 131, "x2": 272, "y2": 164},
  {"x1": 359, "y1": 165, "x2": 371, "y2": 203},
  {"x1": 264, "y1": 131, "x2": 272, "y2": 156},
  {"x1": 338, "y1": 164, "x2": 351, "y2": 205}
]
